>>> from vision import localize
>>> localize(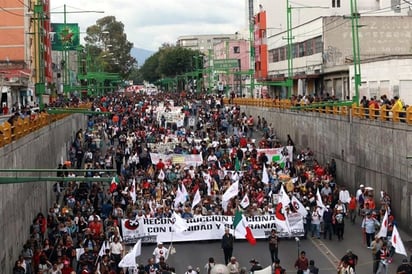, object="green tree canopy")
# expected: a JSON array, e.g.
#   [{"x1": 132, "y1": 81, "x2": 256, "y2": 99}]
[
  {"x1": 138, "y1": 44, "x2": 203, "y2": 85},
  {"x1": 84, "y1": 16, "x2": 136, "y2": 78}
]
